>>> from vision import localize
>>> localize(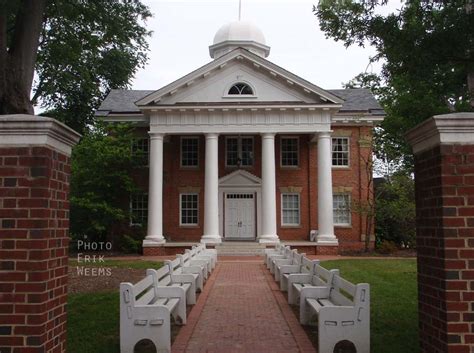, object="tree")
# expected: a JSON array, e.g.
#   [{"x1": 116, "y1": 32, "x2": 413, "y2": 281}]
[
  {"x1": 375, "y1": 173, "x2": 416, "y2": 248},
  {"x1": 70, "y1": 123, "x2": 143, "y2": 242},
  {"x1": 315, "y1": 0, "x2": 474, "y2": 171},
  {"x1": 0, "y1": 0, "x2": 151, "y2": 133}
]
